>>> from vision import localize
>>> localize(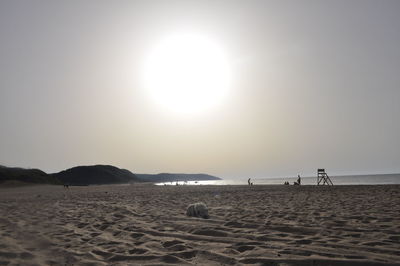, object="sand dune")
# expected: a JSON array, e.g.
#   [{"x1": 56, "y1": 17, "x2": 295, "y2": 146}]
[{"x1": 0, "y1": 184, "x2": 399, "y2": 265}]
